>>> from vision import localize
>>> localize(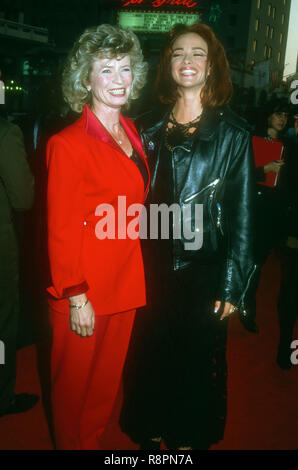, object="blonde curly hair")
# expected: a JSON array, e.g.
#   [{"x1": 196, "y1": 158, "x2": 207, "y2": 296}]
[{"x1": 62, "y1": 24, "x2": 148, "y2": 113}]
